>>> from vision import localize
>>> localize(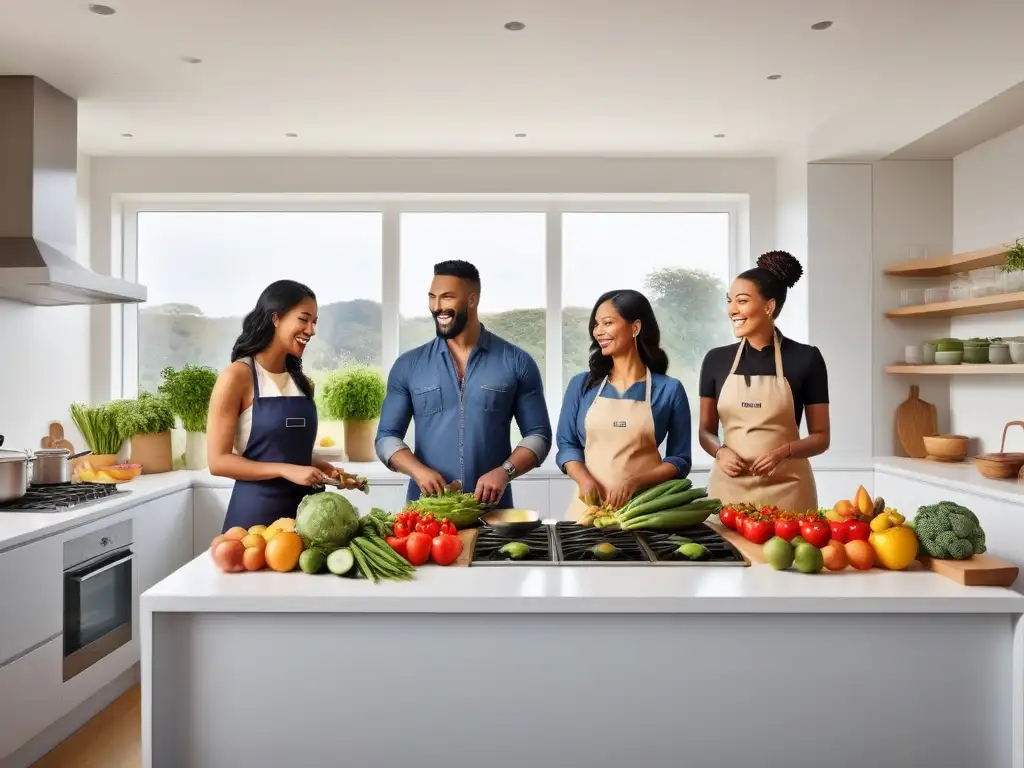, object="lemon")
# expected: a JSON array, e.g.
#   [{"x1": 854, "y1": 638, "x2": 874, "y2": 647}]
[{"x1": 248, "y1": 524, "x2": 267, "y2": 536}]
